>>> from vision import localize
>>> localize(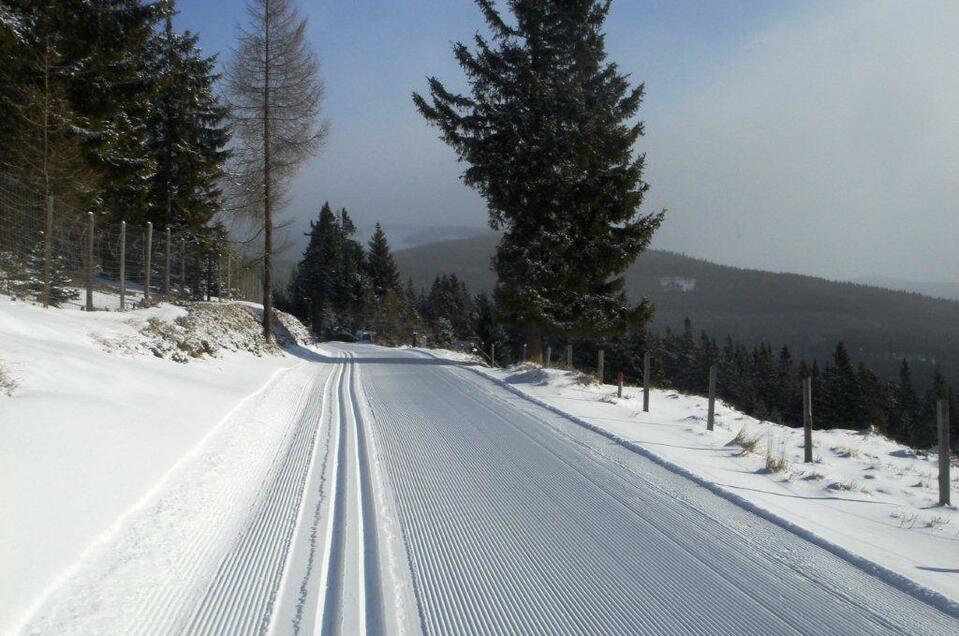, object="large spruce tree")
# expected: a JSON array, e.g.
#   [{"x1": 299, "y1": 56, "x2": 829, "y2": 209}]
[
  {"x1": 414, "y1": 0, "x2": 664, "y2": 361},
  {"x1": 147, "y1": 10, "x2": 231, "y2": 231}
]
